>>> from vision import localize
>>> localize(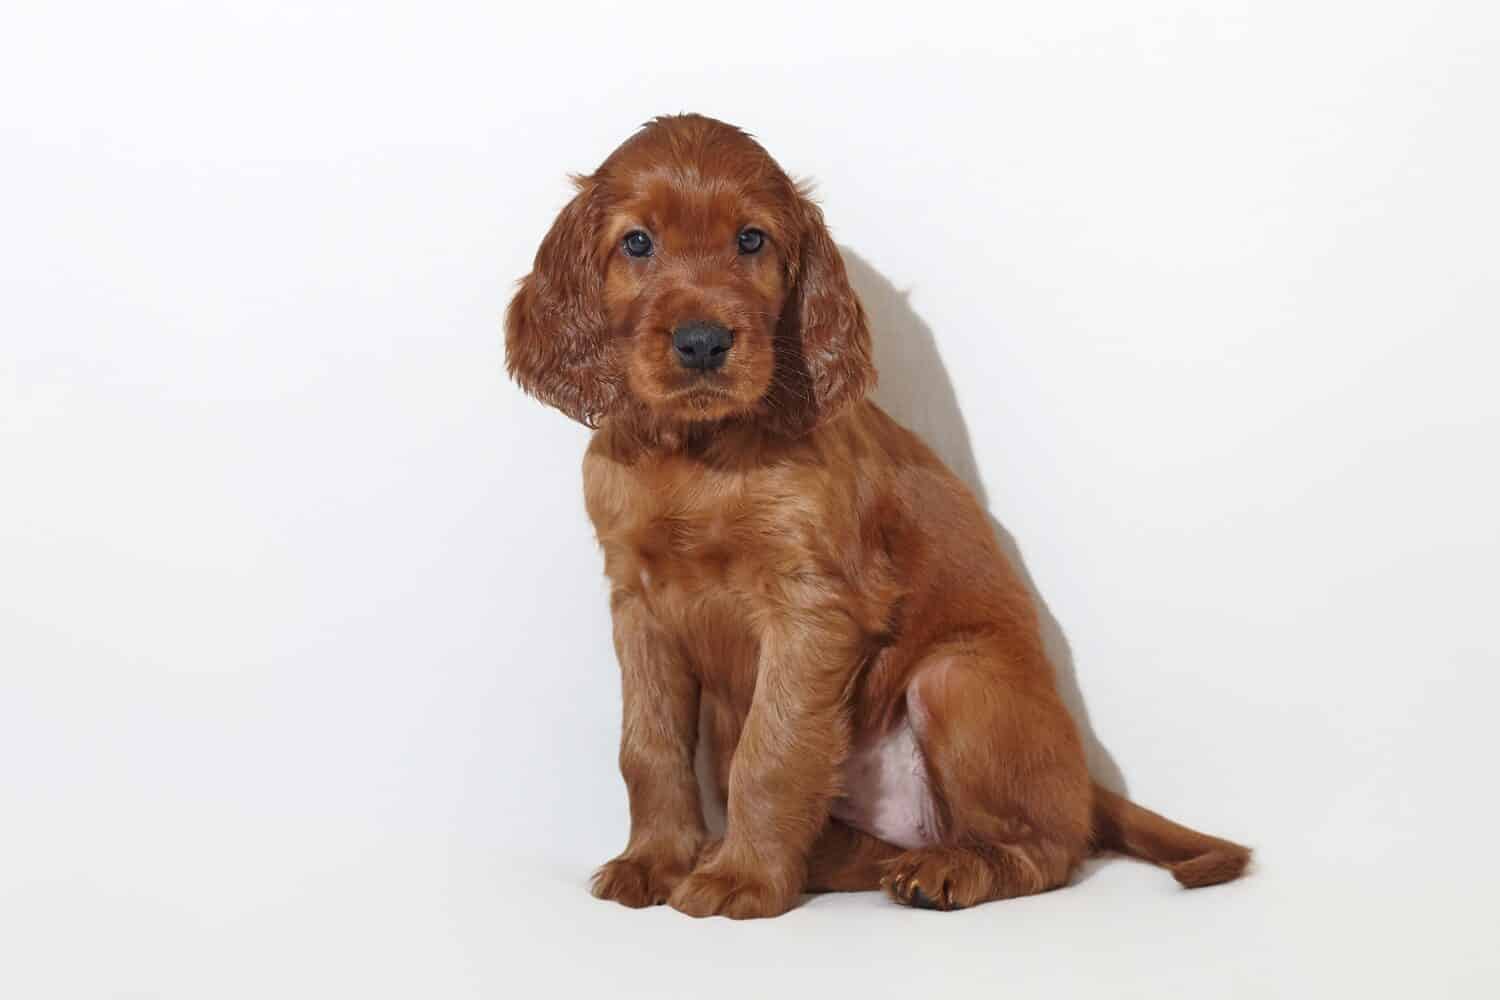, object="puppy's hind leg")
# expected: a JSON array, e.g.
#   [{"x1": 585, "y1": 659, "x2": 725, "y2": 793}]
[
  {"x1": 805, "y1": 820, "x2": 903, "y2": 893},
  {"x1": 882, "y1": 643, "x2": 1093, "y2": 910}
]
